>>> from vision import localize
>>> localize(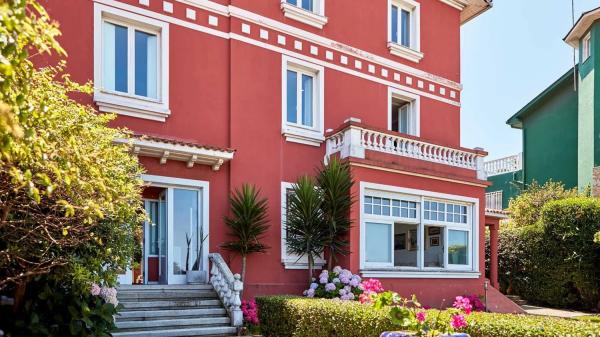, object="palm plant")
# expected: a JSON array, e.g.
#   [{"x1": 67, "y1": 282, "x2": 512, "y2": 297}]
[
  {"x1": 317, "y1": 157, "x2": 354, "y2": 268},
  {"x1": 221, "y1": 184, "x2": 270, "y2": 284},
  {"x1": 285, "y1": 176, "x2": 328, "y2": 282}
]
